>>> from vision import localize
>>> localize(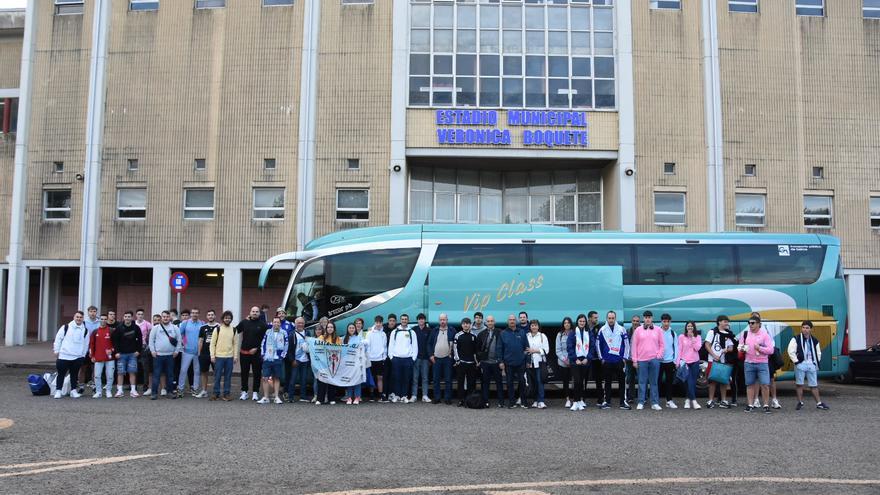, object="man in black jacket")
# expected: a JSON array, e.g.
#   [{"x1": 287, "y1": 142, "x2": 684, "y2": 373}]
[
  {"x1": 454, "y1": 318, "x2": 480, "y2": 407},
  {"x1": 236, "y1": 306, "x2": 268, "y2": 401},
  {"x1": 112, "y1": 311, "x2": 143, "y2": 398}
]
